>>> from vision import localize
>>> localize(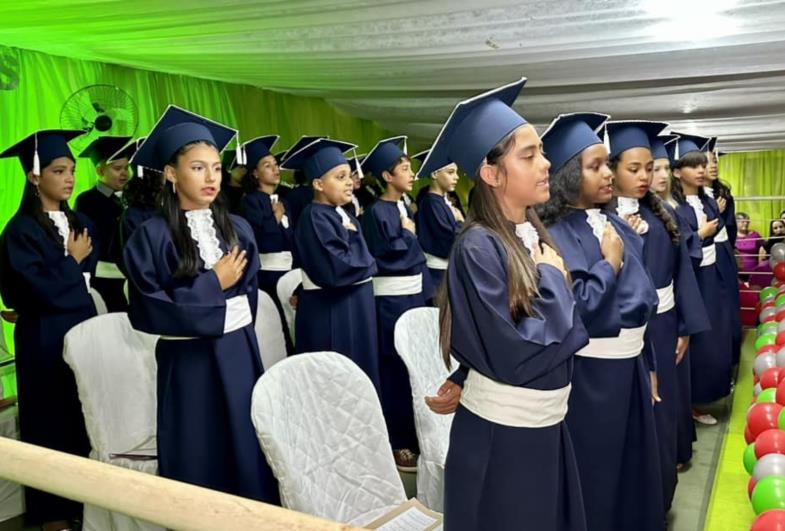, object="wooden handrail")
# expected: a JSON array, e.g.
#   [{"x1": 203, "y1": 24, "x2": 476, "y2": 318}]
[{"x1": 0, "y1": 437, "x2": 361, "y2": 531}]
